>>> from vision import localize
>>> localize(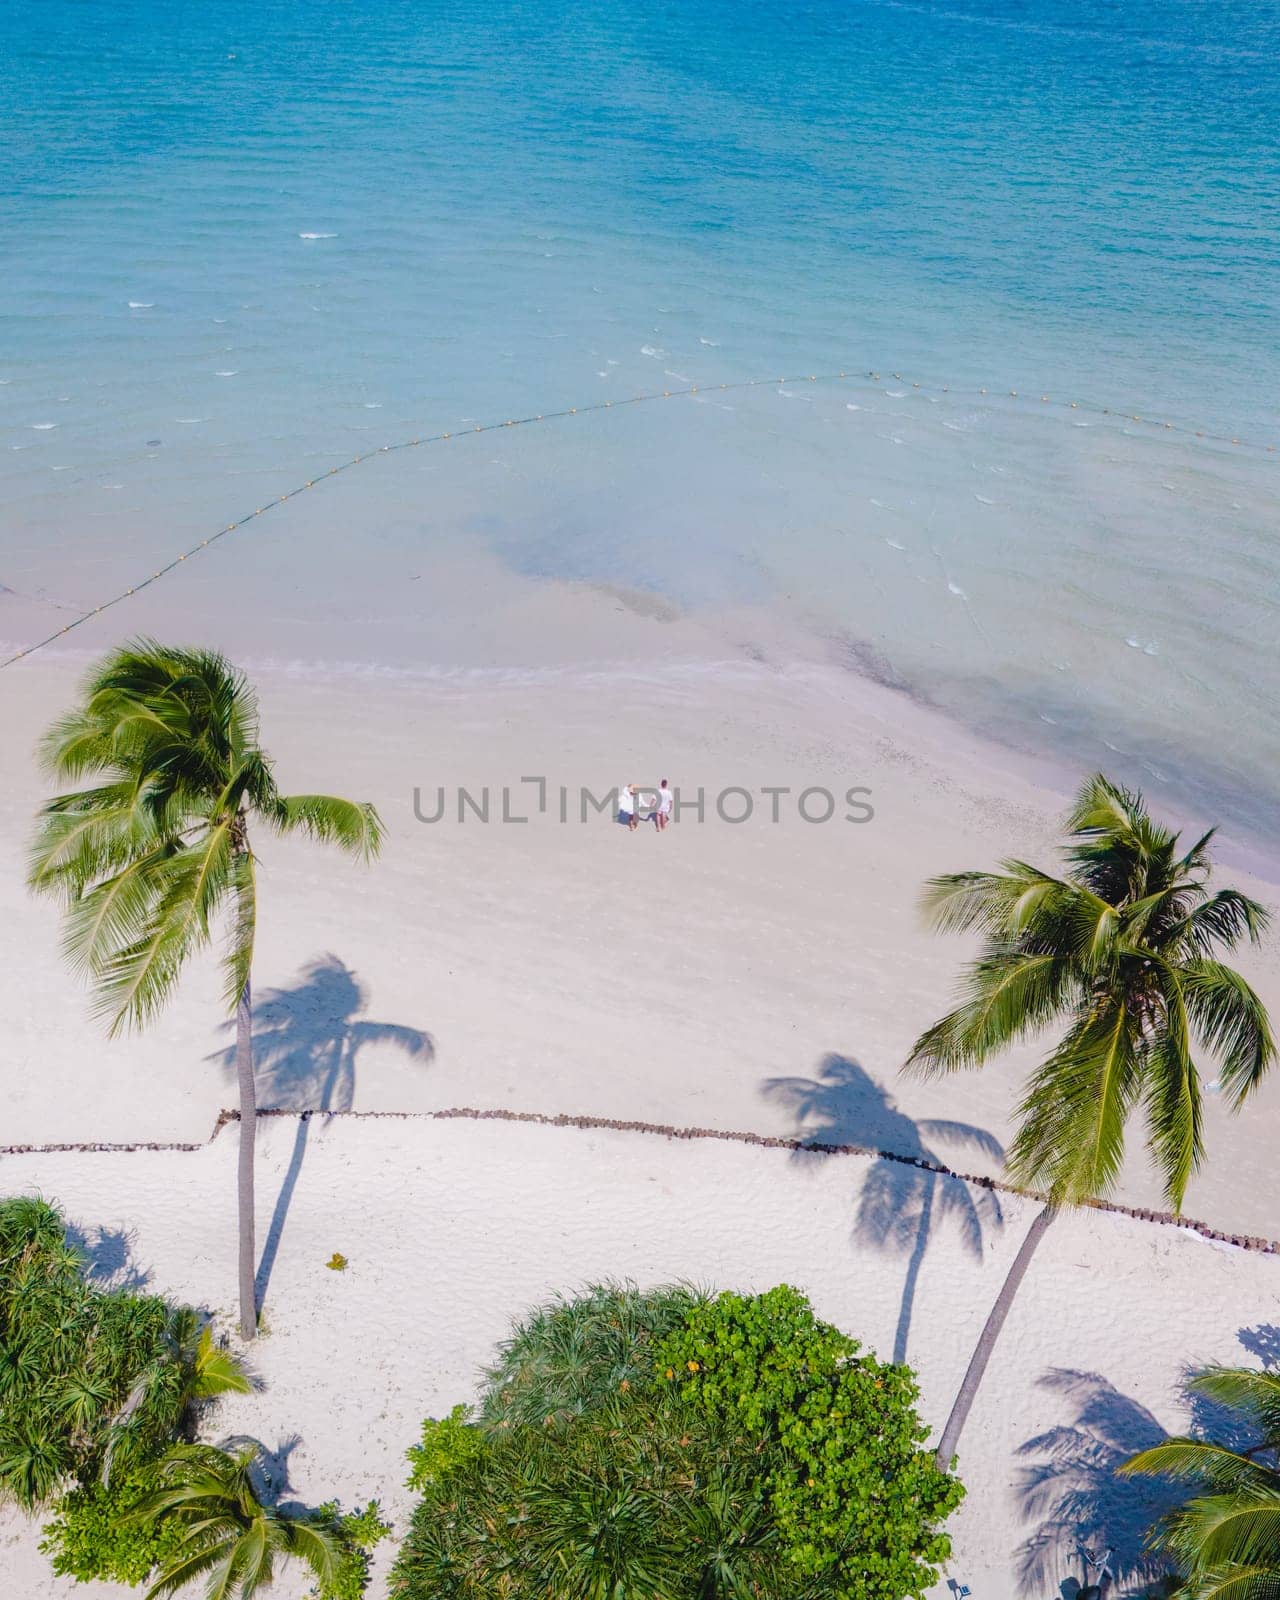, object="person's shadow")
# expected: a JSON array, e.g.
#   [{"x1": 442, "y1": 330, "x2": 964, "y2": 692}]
[
  {"x1": 762, "y1": 1053, "x2": 1004, "y2": 1365},
  {"x1": 208, "y1": 954, "x2": 433, "y2": 1314}
]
